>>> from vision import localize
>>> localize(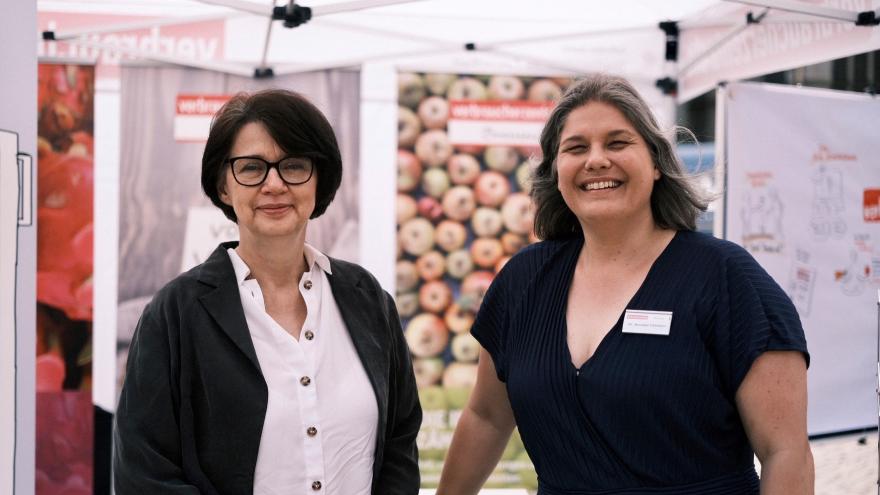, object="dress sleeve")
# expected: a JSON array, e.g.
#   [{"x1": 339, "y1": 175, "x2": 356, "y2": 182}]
[
  {"x1": 470, "y1": 265, "x2": 511, "y2": 382},
  {"x1": 713, "y1": 247, "x2": 810, "y2": 395}
]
